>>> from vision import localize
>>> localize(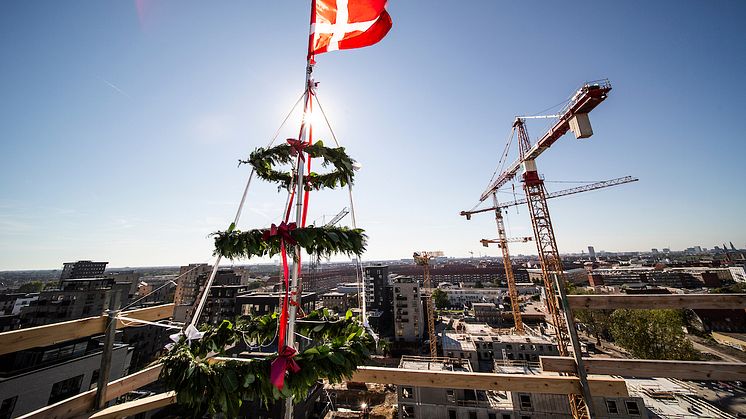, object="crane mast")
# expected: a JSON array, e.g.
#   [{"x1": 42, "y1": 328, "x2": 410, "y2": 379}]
[
  {"x1": 517, "y1": 118, "x2": 594, "y2": 419},
  {"x1": 492, "y1": 193, "x2": 525, "y2": 334},
  {"x1": 413, "y1": 251, "x2": 442, "y2": 358}
]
